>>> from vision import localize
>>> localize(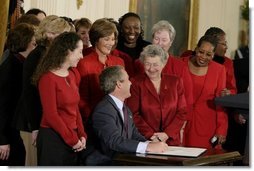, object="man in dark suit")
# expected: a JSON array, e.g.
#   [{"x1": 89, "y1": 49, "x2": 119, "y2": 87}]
[{"x1": 85, "y1": 65, "x2": 168, "y2": 165}]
